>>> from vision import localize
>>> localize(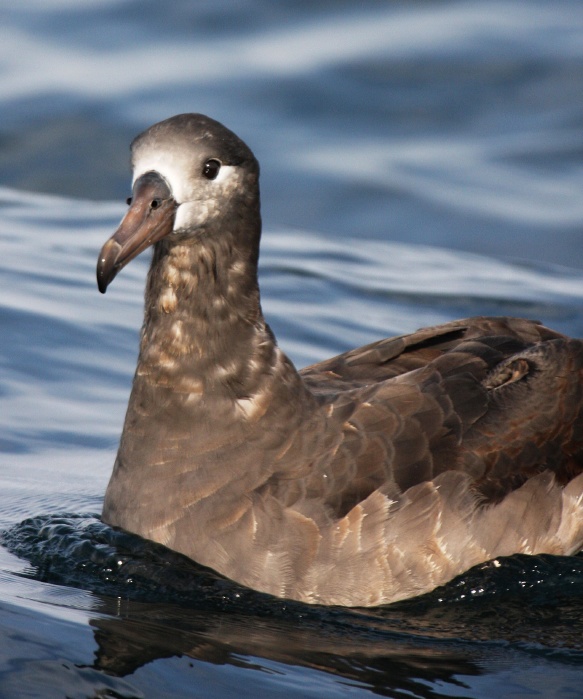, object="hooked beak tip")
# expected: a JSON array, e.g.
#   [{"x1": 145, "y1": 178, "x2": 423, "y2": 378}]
[
  {"x1": 96, "y1": 238, "x2": 123, "y2": 294},
  {"x1": 97, "y1": 274, "x2": 109, "y2": 294}
]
